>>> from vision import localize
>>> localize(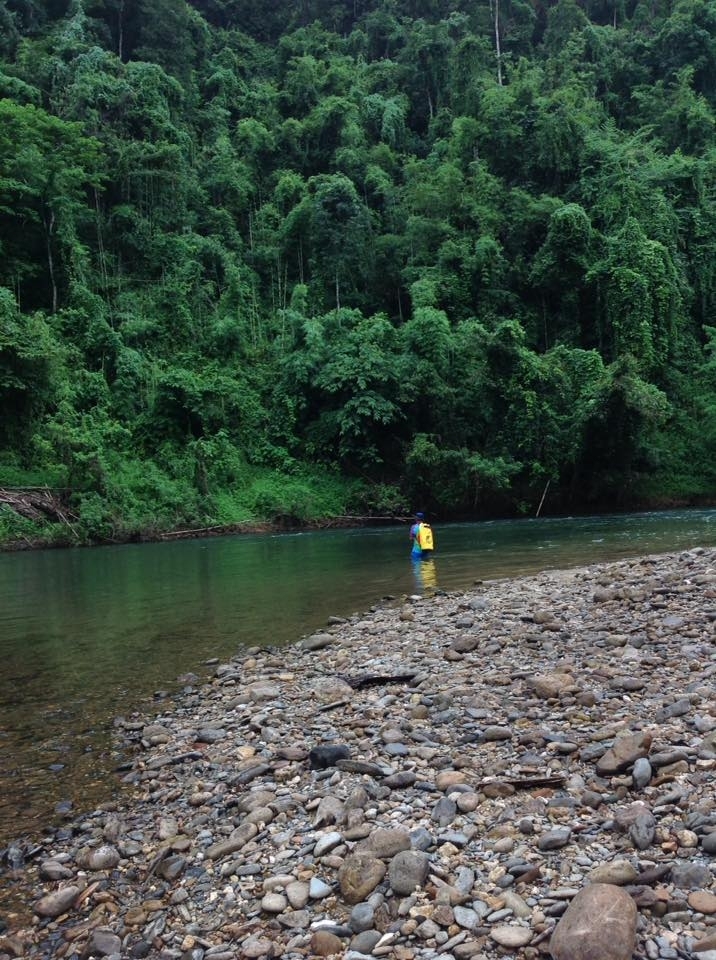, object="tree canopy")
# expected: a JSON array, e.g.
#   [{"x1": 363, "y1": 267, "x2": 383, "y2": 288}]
[{"x1": 1, "y1": 0, "x2": 715, "y2": 543}]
